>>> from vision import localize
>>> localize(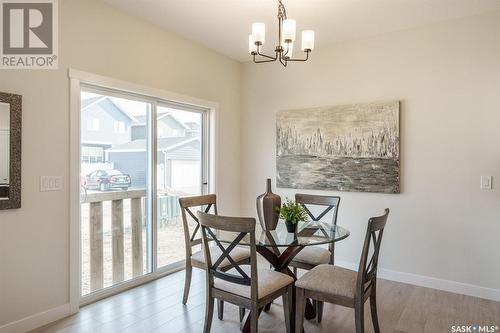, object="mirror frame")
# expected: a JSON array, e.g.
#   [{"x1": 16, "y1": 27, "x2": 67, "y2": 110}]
[{"x1": 0, "y1": 92, "x2": 21, "y2": 210}]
